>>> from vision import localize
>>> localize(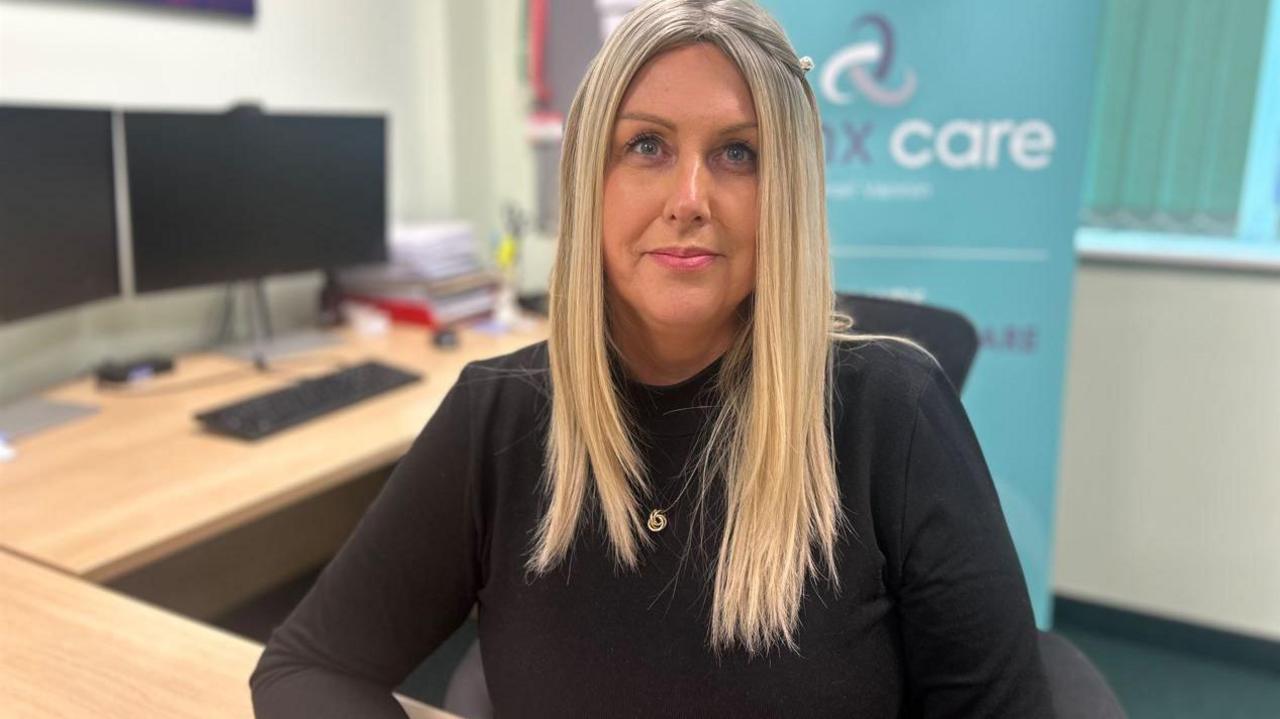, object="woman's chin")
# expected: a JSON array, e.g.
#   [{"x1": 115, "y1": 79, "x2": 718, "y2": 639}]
[{"x1": 636, "y1": 299, "x2": 732, "y2": 334}]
